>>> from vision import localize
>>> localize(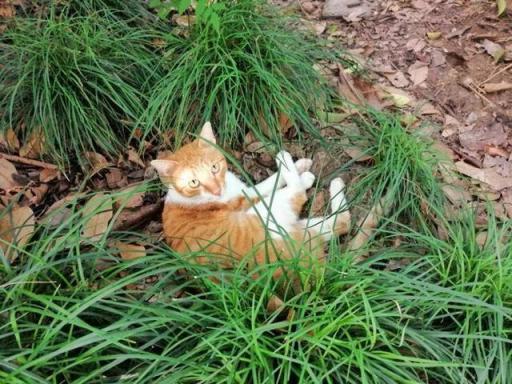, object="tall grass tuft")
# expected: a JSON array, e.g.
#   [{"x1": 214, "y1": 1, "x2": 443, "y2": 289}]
[
  {"x1": 0, "y1": 15, "x2": 158, "y2": 166},
  {"x1": 1, "y1": 192, "x2": 509, "y2": 383},
  {"x1": 346, "y1": 109, "x2": 445, "y2": 223},
  {"x1": 144, "y1": 0, "x2": 338, "y2": 148}
]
